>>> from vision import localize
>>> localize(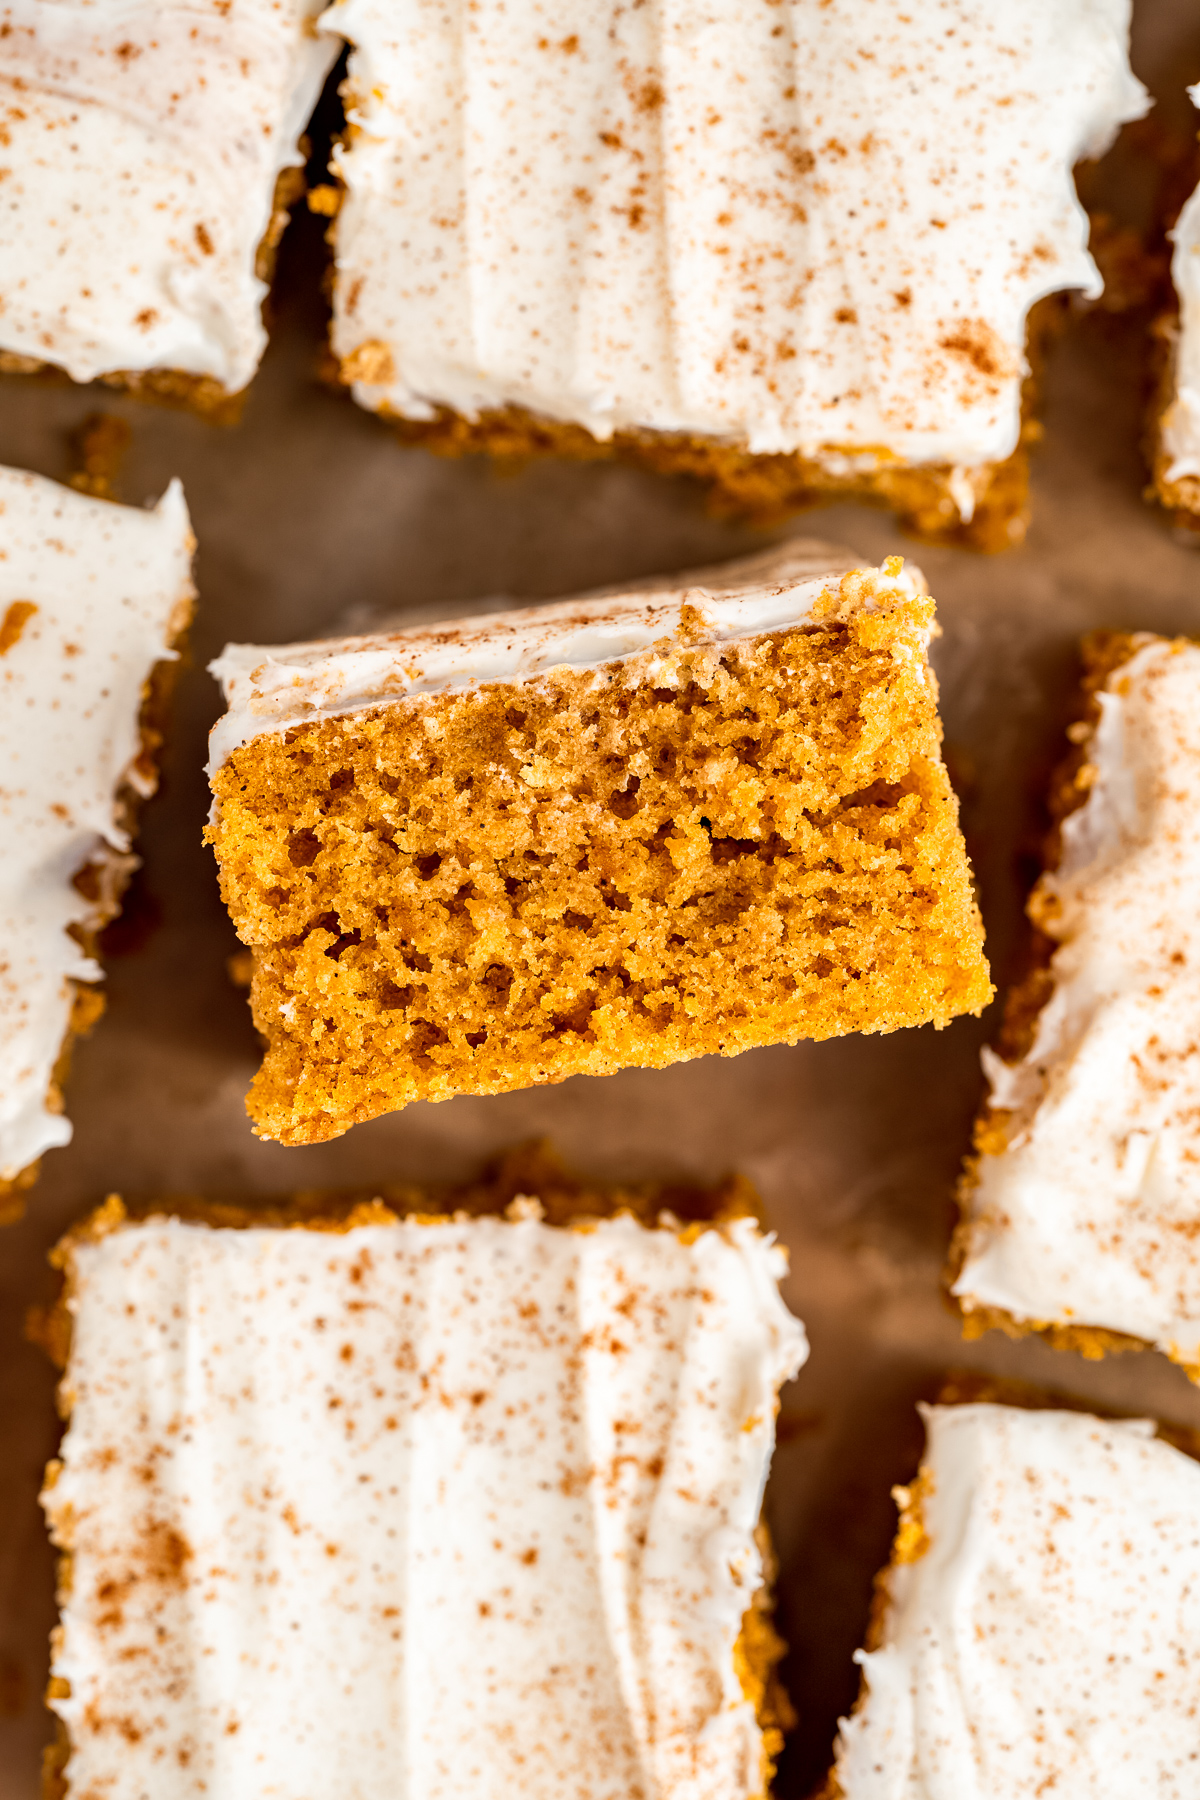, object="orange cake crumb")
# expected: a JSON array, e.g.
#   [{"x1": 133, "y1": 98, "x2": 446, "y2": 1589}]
[{"x1": 207, "y1": 551, "x2": 991, "y2": 1145}]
